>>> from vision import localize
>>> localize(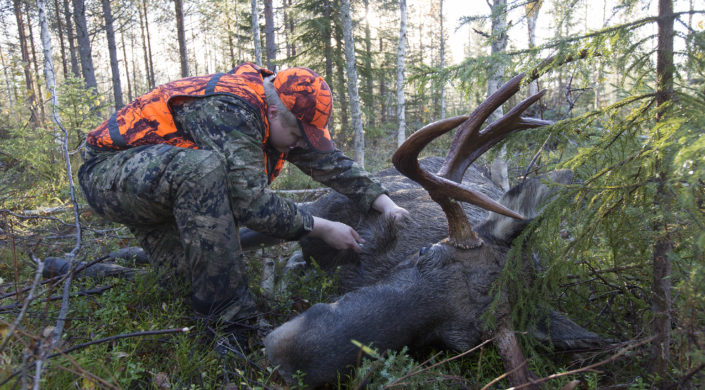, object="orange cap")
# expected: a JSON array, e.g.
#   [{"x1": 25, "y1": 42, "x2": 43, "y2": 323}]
[{"x1": 272, "y1": 67, "x2": 334, "y2": 152}]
